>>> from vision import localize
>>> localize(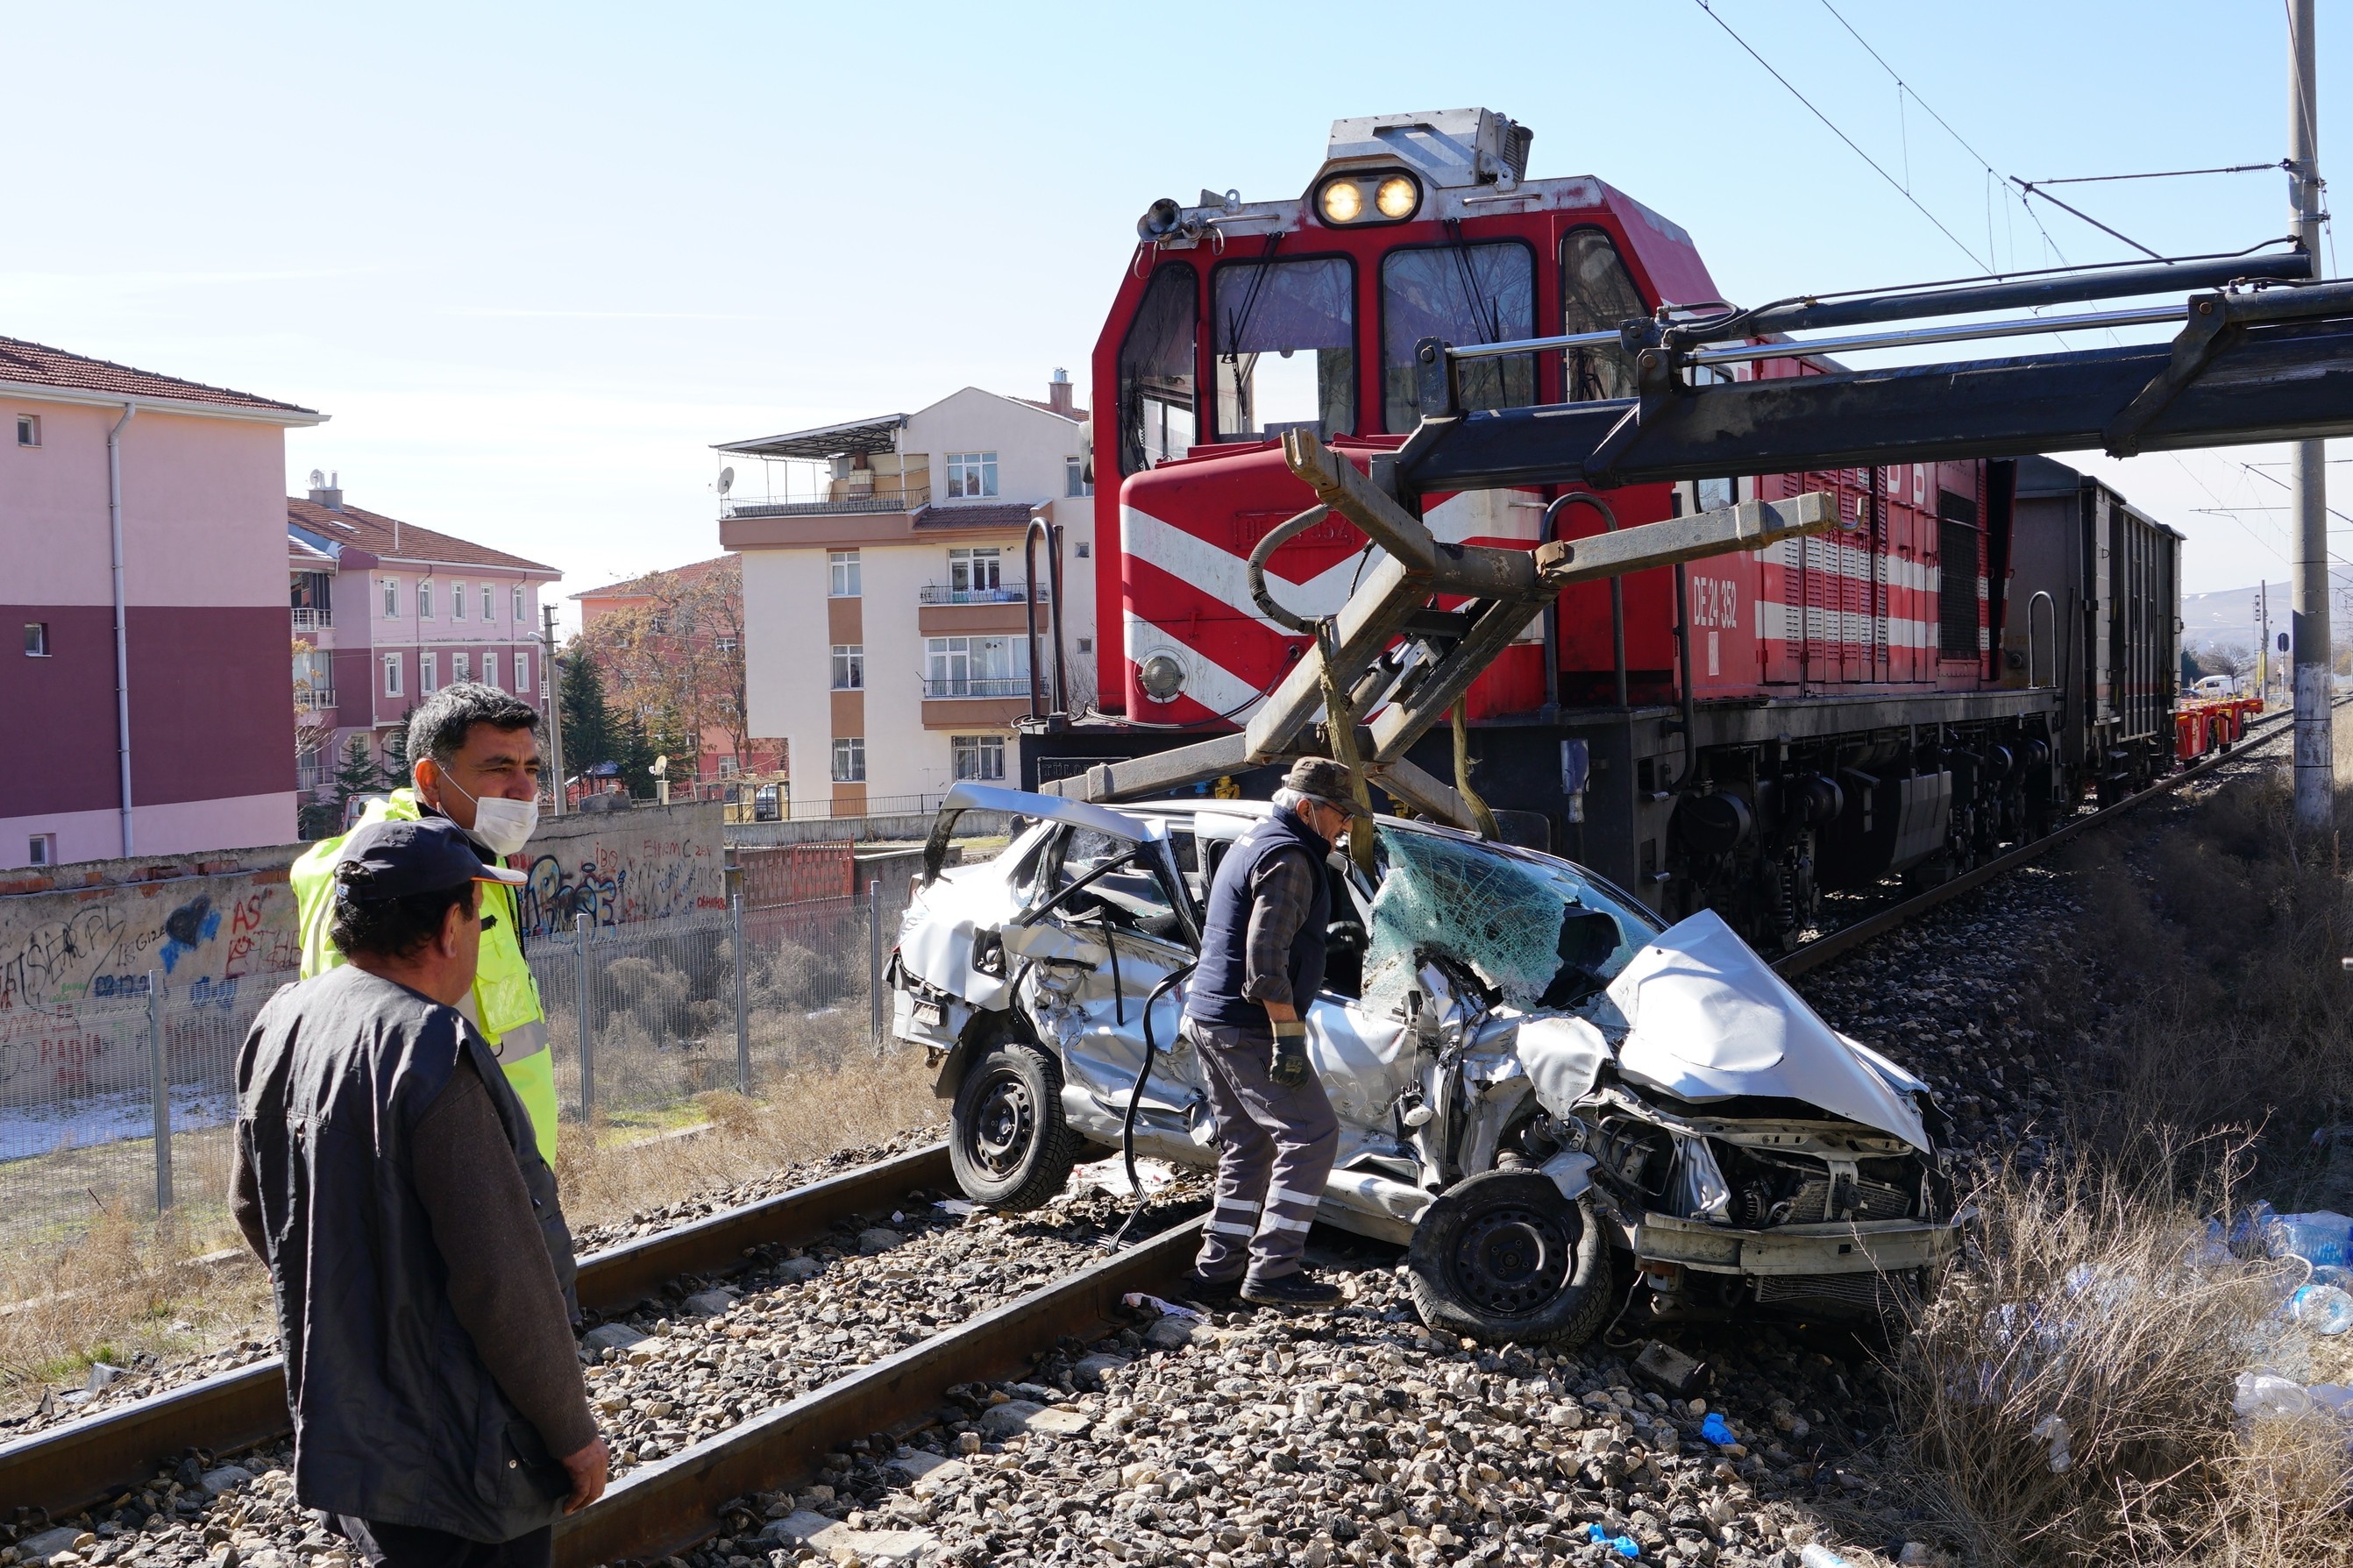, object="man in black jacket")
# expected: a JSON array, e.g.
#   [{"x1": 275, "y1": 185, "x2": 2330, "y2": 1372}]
[
  {"x1": 234, "y1": 818, "x2": 606, "y2": 1568},
  {"x1": 1178, "y1": 757, "x2": 1360, "y2": 1308}
]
